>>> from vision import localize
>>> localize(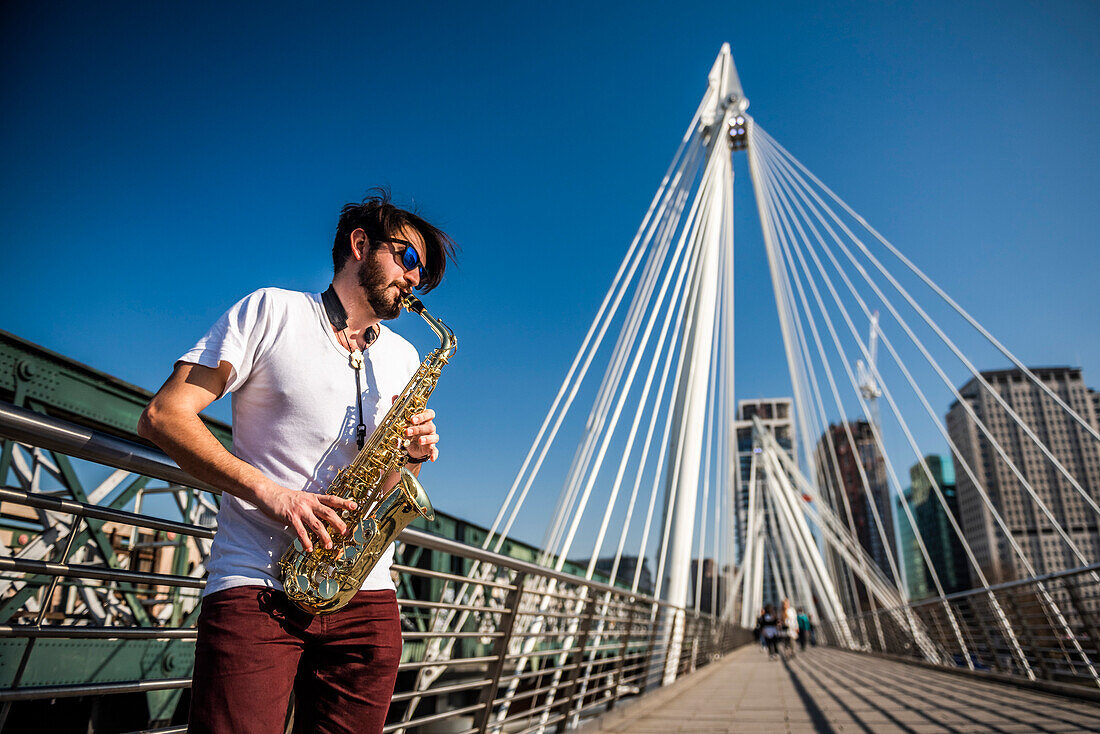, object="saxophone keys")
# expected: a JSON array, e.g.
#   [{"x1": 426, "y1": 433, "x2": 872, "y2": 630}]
[
  {"x1": 295, "y1": 574, "x2": 313, "y2": 594},
  {"x1": 361, "y1": 518, "x2": 378, "y2": 542},
  {"x1": 317, "y1": 578, "x2": 339, "y2": 600},
  {"x1": 342, "y1": 546, "x2": 357, "y2": 562}
]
